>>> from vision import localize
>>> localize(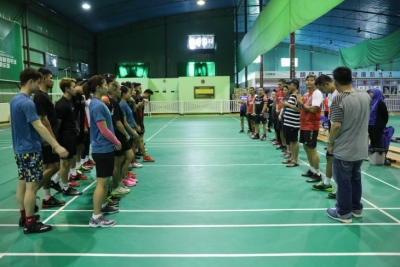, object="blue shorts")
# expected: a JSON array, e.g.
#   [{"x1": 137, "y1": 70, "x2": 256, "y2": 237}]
[{"x1": 15, "y1": 152, "x2": 43, "y2": 182}]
